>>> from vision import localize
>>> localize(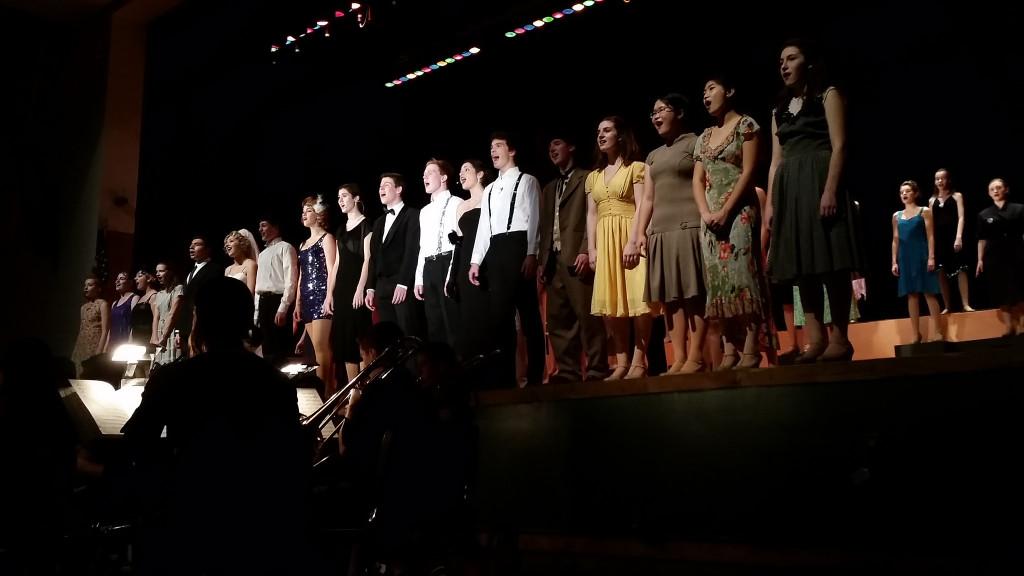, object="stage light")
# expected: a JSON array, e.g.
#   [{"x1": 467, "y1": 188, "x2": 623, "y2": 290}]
[
  {"x1": 524, "y1": 24, "x2": 535, "y2": 31},
  {"x1": 316, "y1": 20, "x2": 329, "y2": 26},
  {"x1": 453, "y1": 54, "x2": 463, "y2": 60},
  {"x1": 286, "y1": 35, "x2": 296, "y2": 43},
  {"x1": 271, "y1": 45, "x2": 280, "y2": 52},
  {"x1": 584, "y1": 0, "x2": 596, "y2": 6},
  {"x1": 562, "y1": 8, "x2": 574, "y2": 14},
  {"x1": 335, "y1": 10, "x2": 345, "y2": 17},
  {"x1": 553, "y1": 12, "x2": 564, "y2": 18},
  {"x1": 515, "y1": 27, "x2": 526, "y2": 33},
  {"x1": 385, "y1": 82, "x2": 394, "y2": 88},
  {"x1": 421, "y1": 66, "x2": 431, "y2": 72},
  {"x1": 533, "y1": 19, "x2": 545, "y2": 27},
  {"x1": 505, "y1": 31, "x2": 517, "y2": 37},
  {"x1": 350, "y1": 2, "x2": 361, "y2": 9},
  {"x1": 445, "y1": 57, "x2": 456, "y2": 63},
  {"x1": 572, "y1": 3, "x2": 585, "y2": 11},
  {"x1": 111, "y1": 344, "x2": 147, "y2": 363},
  {"x1": 306, "y1": 27, "x2": 314, "y2": 34},
  {"x1": 543, "y1": 16, "x2": 555, "y2": 23},
  {"x1": 469, "y1": 46, "x2": 480, "y2": 54},
  {"x1": 430, "y1": 64, "x2": 439, "y2": 70}
]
